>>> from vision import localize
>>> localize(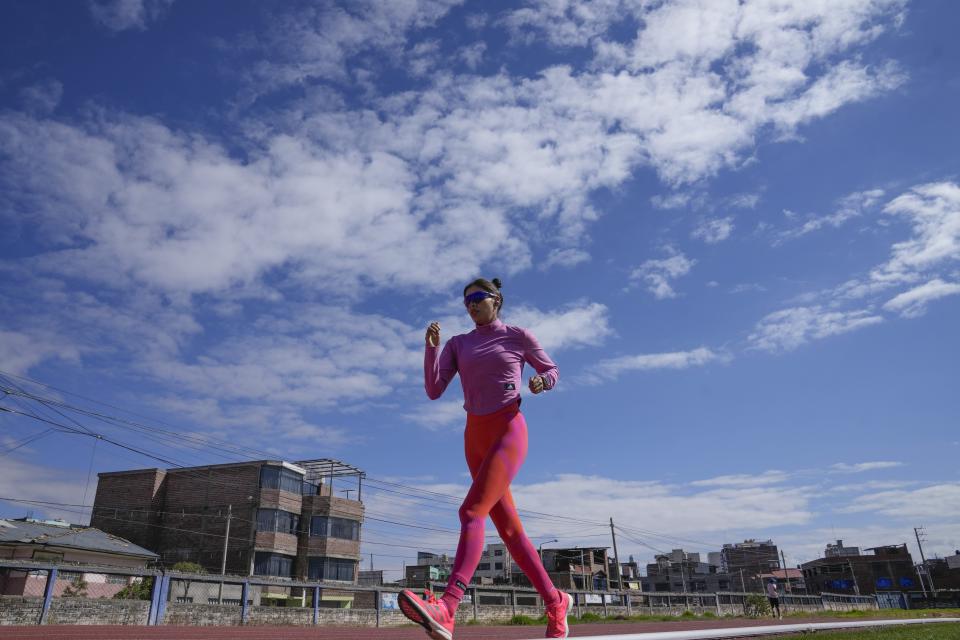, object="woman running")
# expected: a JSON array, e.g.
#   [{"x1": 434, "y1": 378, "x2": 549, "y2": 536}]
[{"x1": 398, "y1": 277, "x2": 573, "y2": 640}]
